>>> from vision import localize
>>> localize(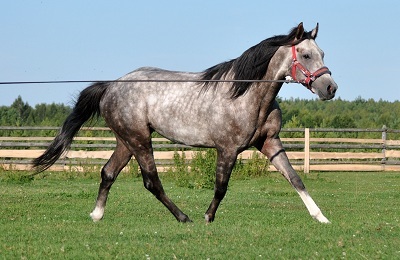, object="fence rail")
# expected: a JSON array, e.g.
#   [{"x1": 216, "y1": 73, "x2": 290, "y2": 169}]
[{"x1": 1, "y1": 126, "x2": 400, "y2": 173}]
